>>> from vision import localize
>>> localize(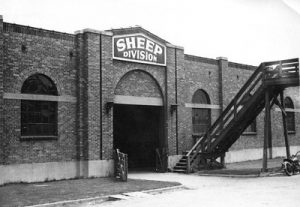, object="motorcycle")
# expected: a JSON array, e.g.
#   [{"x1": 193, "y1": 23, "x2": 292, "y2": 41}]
[{"x1": 282, "y1": 151, "x2": 300, "y2": 176}]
